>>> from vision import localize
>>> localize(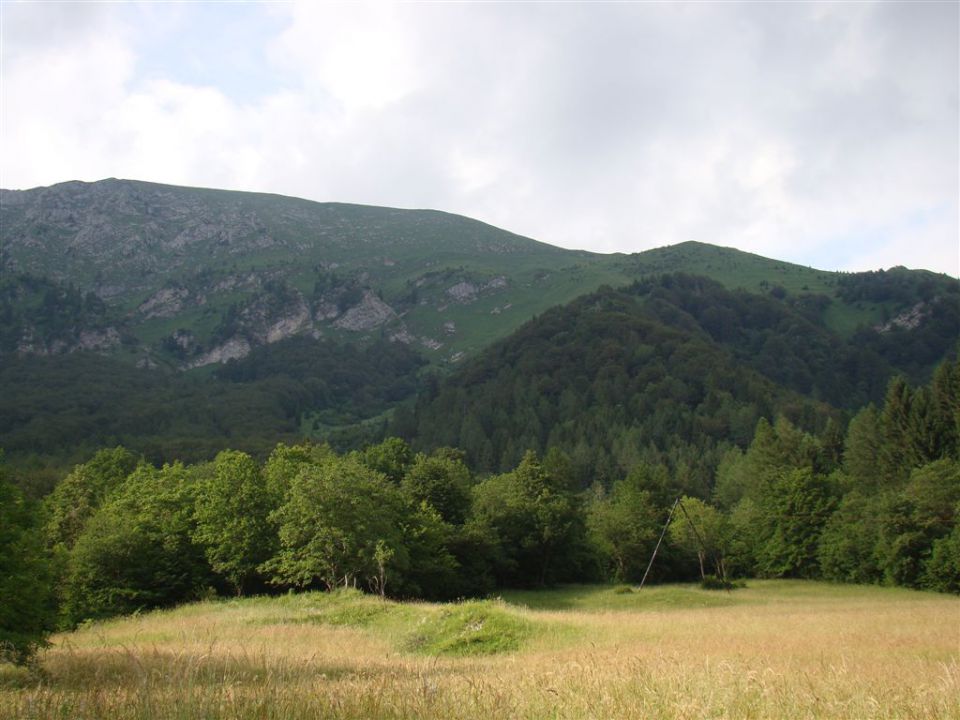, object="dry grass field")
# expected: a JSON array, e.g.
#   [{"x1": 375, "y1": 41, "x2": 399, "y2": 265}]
[{"x1": 1, "y1": 580, "x2": 958, "y2": 719}]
